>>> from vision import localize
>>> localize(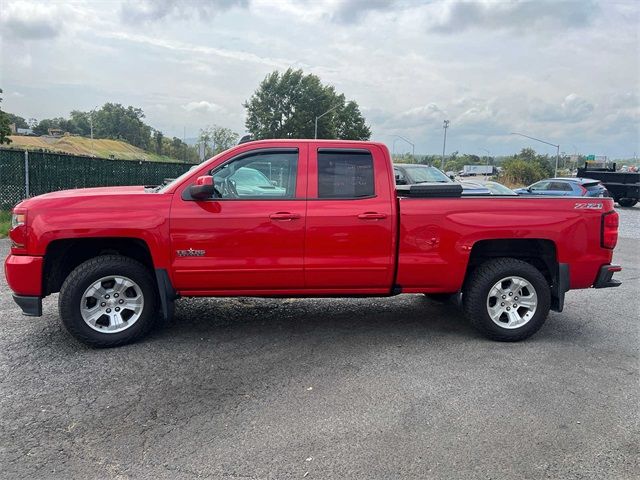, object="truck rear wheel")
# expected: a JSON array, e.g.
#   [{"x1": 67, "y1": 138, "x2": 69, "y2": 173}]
[
  {"x1": 463, "y1": 258, "x2": 550, "y2": 341},
  {"x1": 59, "y1": 255, "x2": 158, "y2": 347},
  {"x1": 618, "y1": 198, "x2": 637, "y2": 207}
]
